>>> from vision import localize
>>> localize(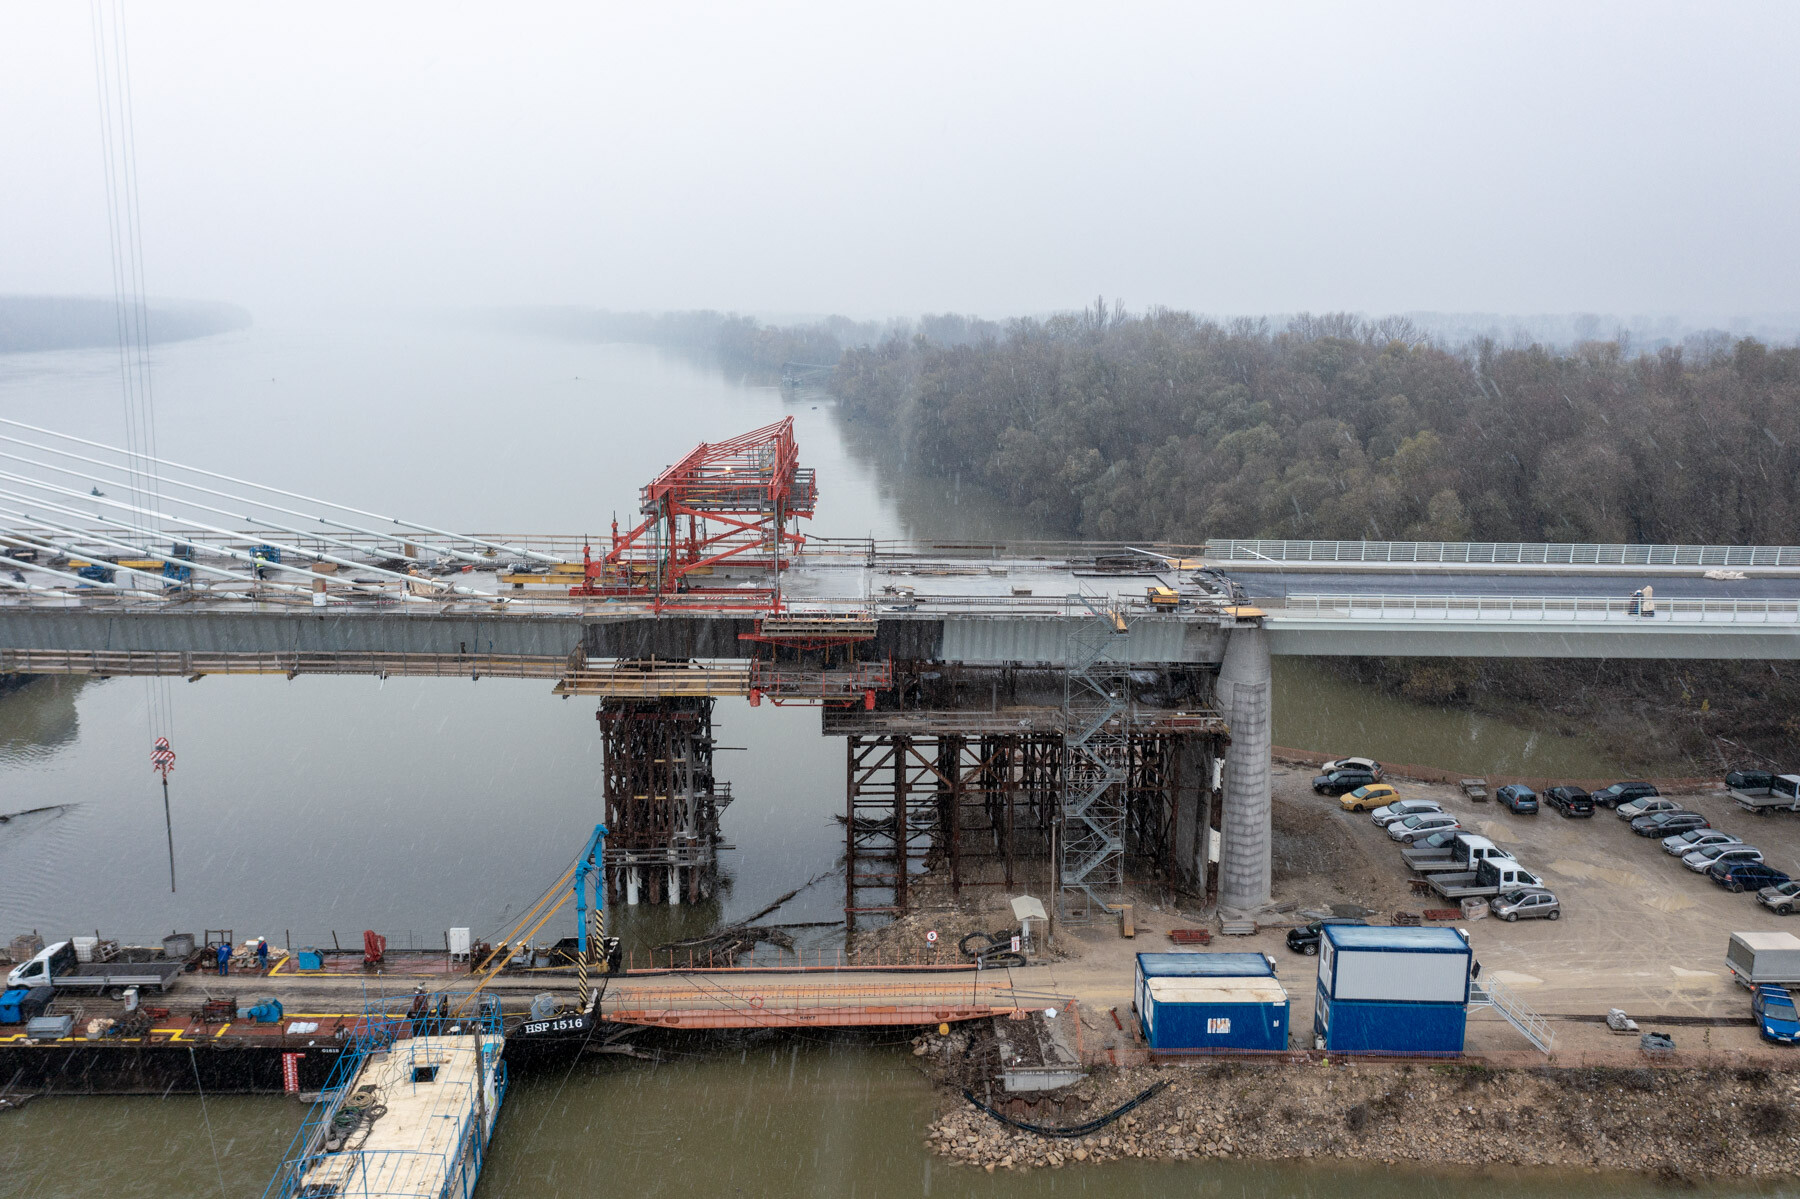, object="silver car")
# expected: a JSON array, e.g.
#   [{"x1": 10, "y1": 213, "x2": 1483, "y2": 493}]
[
  {"x1": 1683, "y1": 843, "x2": 1763, "y2": 873},
  {"x1": 1619, "y1": 797, "x2": 1682, "y2": 821},
  {"x1": 1663, "y1": 829, "x2": 1741, "y2": 856},
  {"x1": 1388, "y1": 813, "x2": 1461, "y2": 843},
  {"x1": 1490, "y1": 889, "x2": 1560, "y2": 922},
  {"x1": 1371, "y1": 799, "x2": 1443, "y2": 827}
]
